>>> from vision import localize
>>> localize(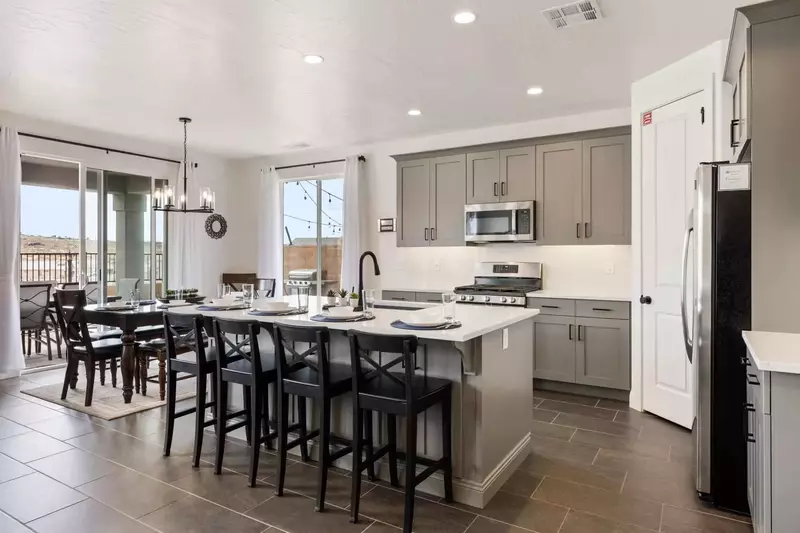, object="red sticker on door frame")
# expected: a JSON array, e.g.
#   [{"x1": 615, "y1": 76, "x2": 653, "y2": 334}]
[{"x1": 642, "y1": 111, "x2": 653, "y2": 126}]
